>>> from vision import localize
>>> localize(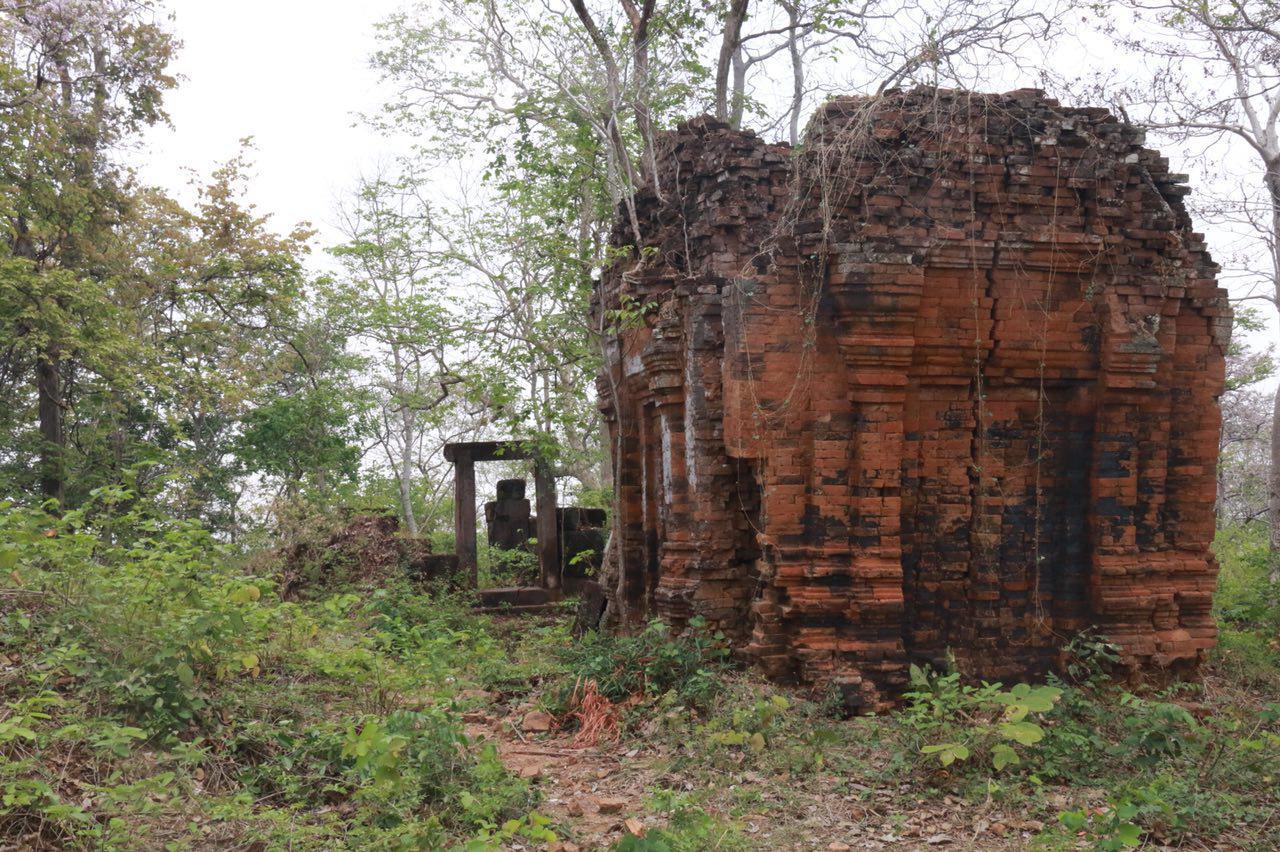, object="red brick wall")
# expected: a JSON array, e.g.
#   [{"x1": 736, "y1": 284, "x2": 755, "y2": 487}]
[{"x1": 594, "y1": 88, "x2": 1229, "y2": 710}]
